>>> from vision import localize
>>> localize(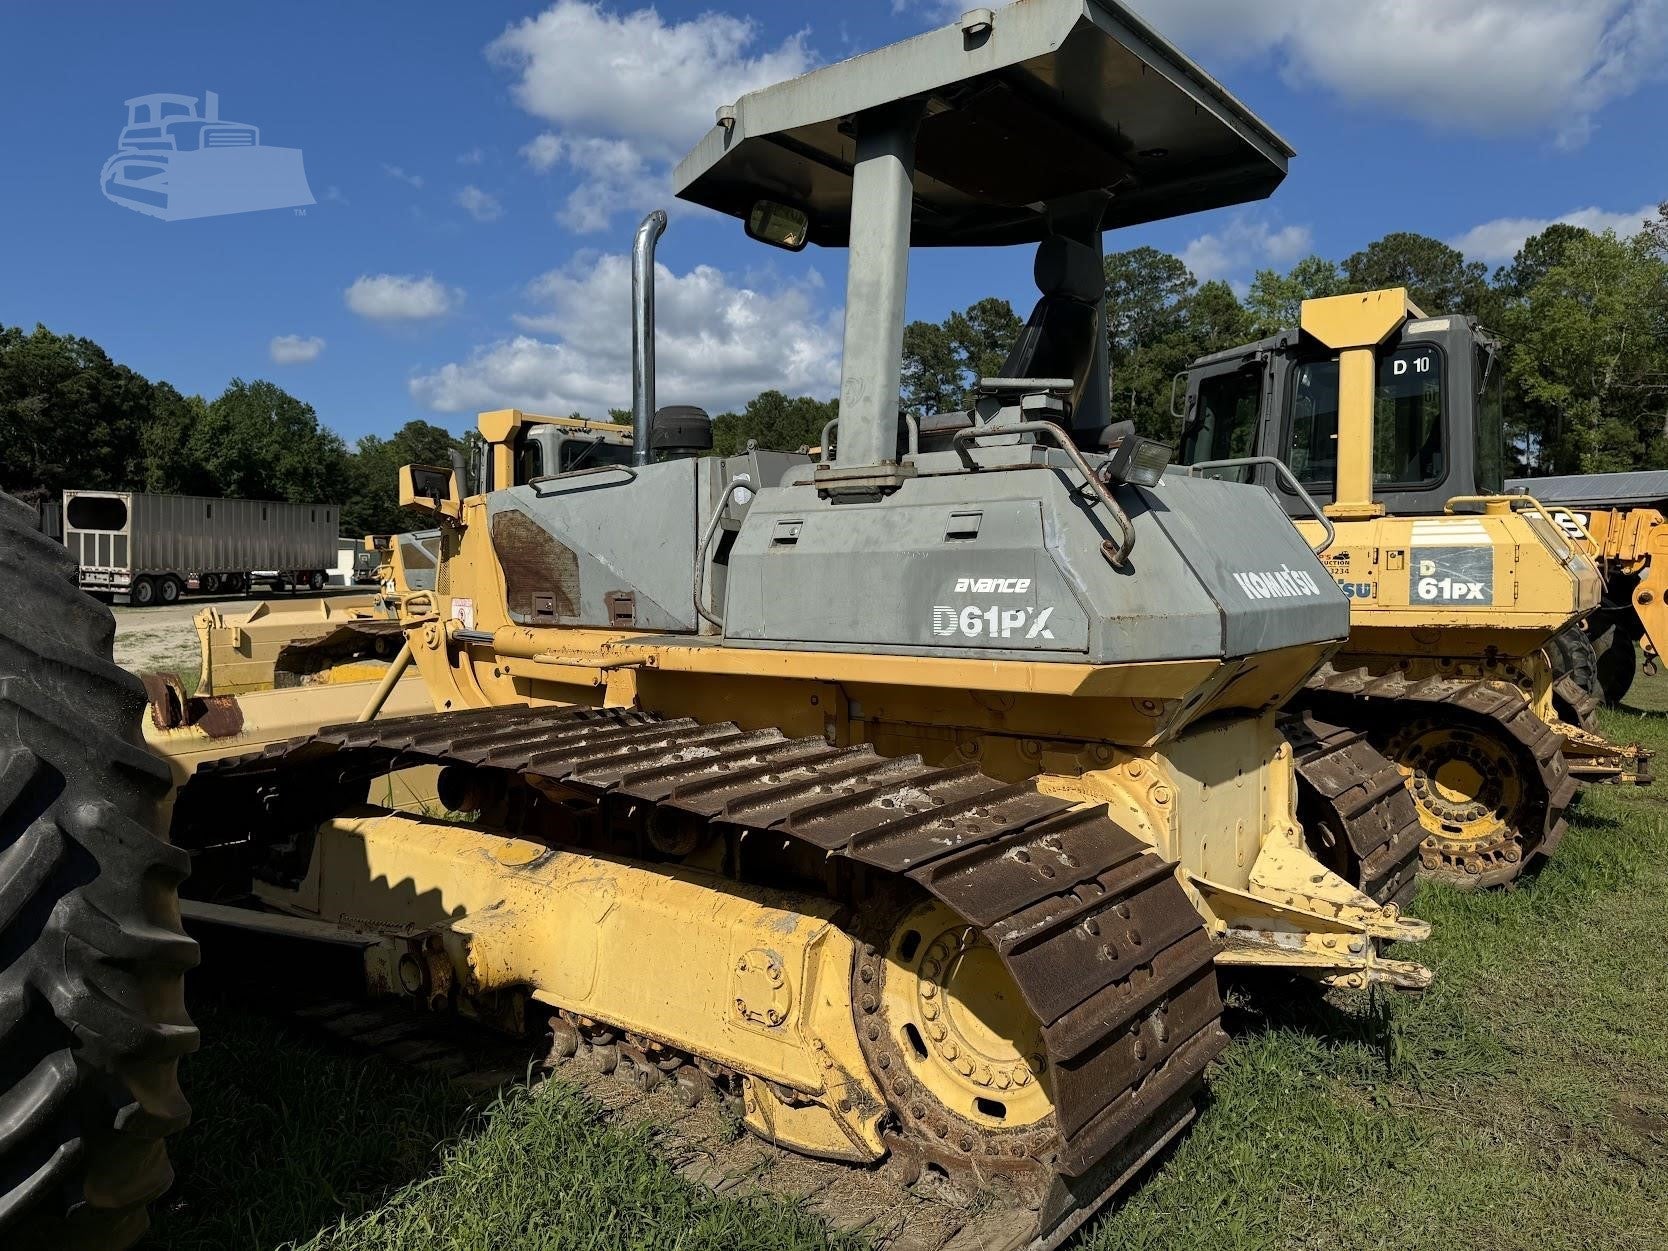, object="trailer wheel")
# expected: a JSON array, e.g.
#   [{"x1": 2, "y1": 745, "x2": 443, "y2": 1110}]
[
  {"x1": 0, "y1": 492, "x2": 198, "y2": 1249},
  {"x1": 308, "y1": 570, "x2": 324, "y2": 591},
  {"x1": 129, "y1": 577, "x2": 156, "y2": 608},
  {"x1": 199, "y1": 573, "x2": 219, "y2": 596},
  {"x1": 158, "y1": 577, "x2": 182, "y2": 606}
]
